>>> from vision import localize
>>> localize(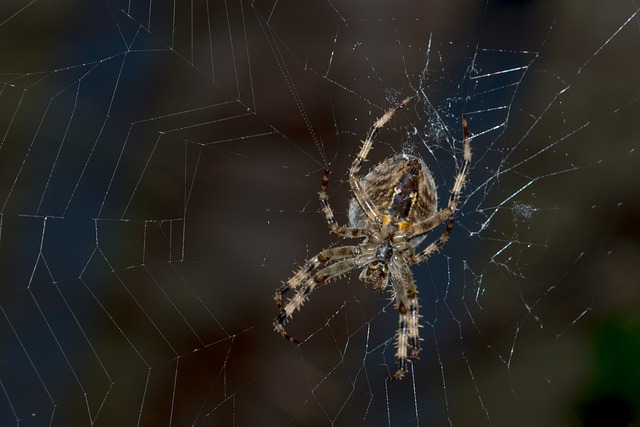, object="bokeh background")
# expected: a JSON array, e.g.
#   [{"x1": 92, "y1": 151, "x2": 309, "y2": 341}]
[{"x1": 0, "y1": 0, "x2": 639, "y2": 425}]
